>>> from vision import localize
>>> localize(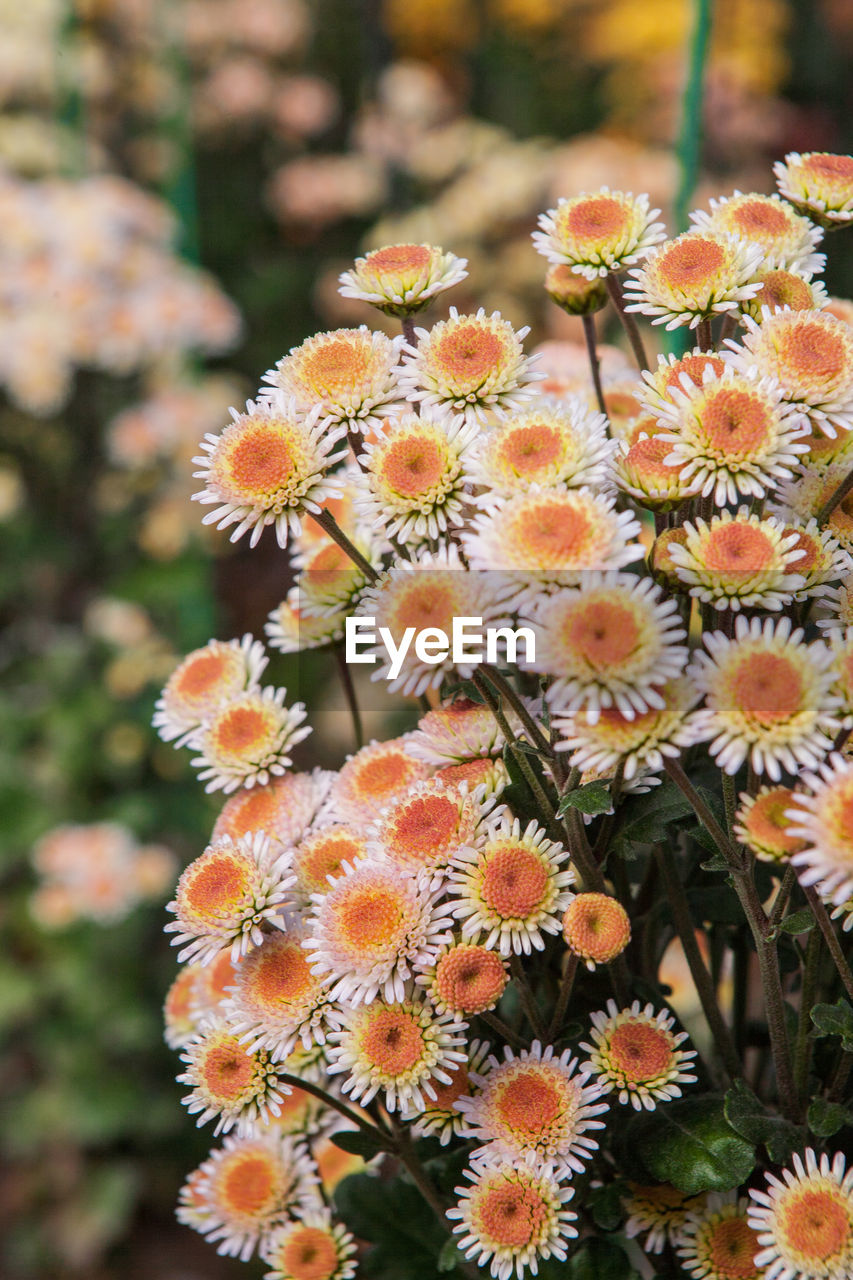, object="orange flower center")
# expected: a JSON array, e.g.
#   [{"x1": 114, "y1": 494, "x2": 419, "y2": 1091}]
[
  {"x1": 563, "y1": 893, "x2": 630, "y2": 961},
  {"x1": 339, "y1": 887, "x2": 403, "y2": 948},
  {"x1": 732, "y1": 200, "x2": 790, "y2": 238},
  {"x1": 428, "y1": 1061, "x2": 469, "y2": 1109},
  {"x1": 299, "y1": 832, "x2": 362, "y2": 888},
  {"x1": 744, "y1": 788, "x2": 806, "y2": 855},
  {"x1": 699, "y1": 388, "x2": 773, "y2": 453},
  {"x1": 513, "y1": 498, "x2": 592, "y2": 564},
  {"x1": 211, "y1": 705, "x2": 276, "y2": 759},
  {"x1": 481, "y1": 843, "x2": 548, "y2": 918},
  {"x1": 732, "y1": 652, "x2": 803, "y2": 723},
  {"x1": 216, "y1": 787, "x2": 280, "y2": 841},
  {"x1": 245, "y1": 942, "x2": 314, "y2": 1007},
  {"x1": 220, "y1": 1154, "x2": 278, "y2": 1218},
  {"x1": 352, "y1": 752, "x2": 412, "y2": 800},
  {"x1": 756, "y1": 271, "x2": 814, "y2": 312},
  {"x1": 361, "y1": 1009, "x2": 425, "y2": 1074},
  {"x1": 604, "y1": 390, "x2": 643, "y2": 422},
  {"x1": 803, "y1": 154, "x2": 853, "y2": 183},
  {"x1": 434, "y1": 945, "x2": 506, "y2": 1012},
  {"x1": 781, "y1": 322, "x2": 845, "y2": 380},
  {"x1": 434, "y1": 325, "x2": 504, "y2": 386},
  {"x1": 304, "y1": 340, "x2": 368, "y2": 395},
  {"x1": 305, "y1": 542, "x2": 352, "y2": 574},
  {"x1": 435, "y1": 758, "x2": 496, "y2": 789},
  {"x1": 625, "y1": 435, "x2": 681, "y2": 479},
  {"x1": 227, "y1": 428, "x2": 295, "y2": 494},
  {"x1": 478, "y1": 1181, "x2": 546, "y2": 1249},
  {"x1": 564, "y1": 599, "x2": 641, "y2": 668},
  {"x1": 390, "y1": 582, "x2": 456, "y2": 631},
  {"x1": 703, "y1": 523, "x2": 775, "y2": 572},
  {"x1": 779, "y1": 1187, "x2": 851, "y2": 1261},
  {"x1": 566, "y1": 196, "x2": 630, "y2": 243},
  {"x1": 200, "y1": 1039, "x2": 256, "y2": 1100},
  {"x1": 175, "y1": 652, "x2": 233, "y2": 699},
  {"x1": 608, "y1": 1021, "x2": 674, "y2": 1082},
  {"x1": 206, "y1": 949, "x2": 240, "y2": 999},
  {"x1": 659, "y1": 237, "x2": 725, "y2": 289},
  {"x1": 707, "y1": 1217, "x2": 762, "y2": 1279},
  {"x1": 184, "y1": 855, "x2": 251, "y2": 918},
  {"x1": 380, "y1": 435, "x2": 446, "y2": 496},
  {"x1": 281, "y1": 1226, "x2": 340, "y2": 1280},
  {"x1": 497, "y1": 1071, "x2": 562, "y2": 1136},
  {"x1": 783, "y1": 529, "x2": 820, "y2": 571},
  {"x1": 367, "y1": 244, "x2": 431, "y2": 275},
  {"x1": 663, "y1": 353, "x2": 725, "y2": 394},
  {"x1": 389, "y1": 795, "x2": 460, "y2": 859},
  {"x1": 499, "y1": 423, "x2": 562, "y2": 474}
]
